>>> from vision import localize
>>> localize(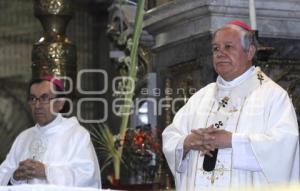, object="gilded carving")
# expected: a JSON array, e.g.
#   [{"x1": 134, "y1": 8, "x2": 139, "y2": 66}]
[
  {"x1": 34, "y1": 0, "x2": 71, "y2": 15},
  {"x1": 32, "y1": 0, "x2": 76, "y2": 86}
]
